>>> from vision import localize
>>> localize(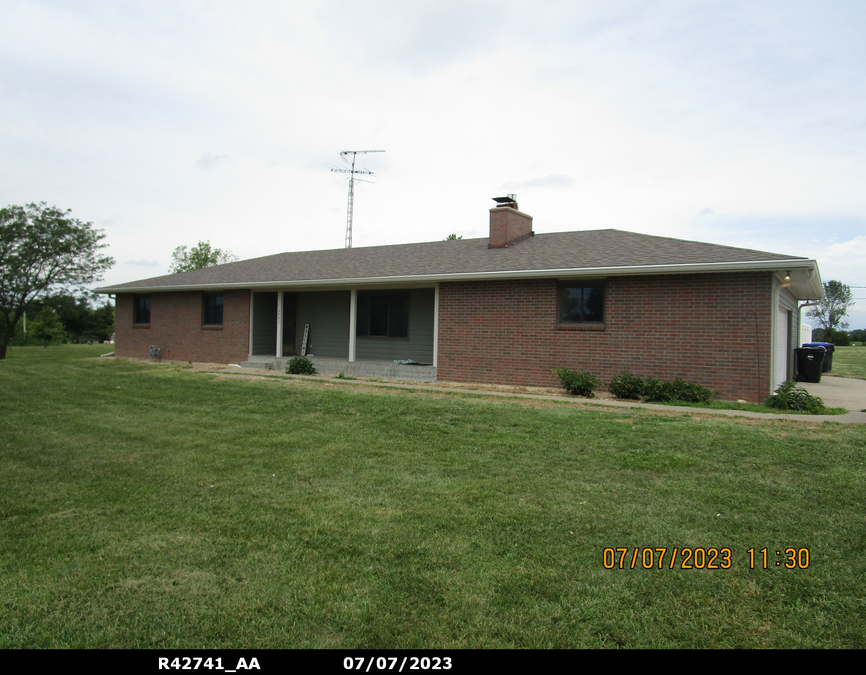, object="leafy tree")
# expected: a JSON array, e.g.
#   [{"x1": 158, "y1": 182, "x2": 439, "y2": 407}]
[
  {"x1": 169, "y1": 241, "x2": 238, "y2": 273},
  {"x1": 832, "y1": 330, "x2": 852, "y2": 346},
  {"x1": 444, "y1": 233, "x2": 462, "y2": 240},
  {"x1": 0, "y1": 203, "x2": 114, "y2": 359},
  {"x1": 84, "y1": 301, "x2": 115, "y2": 343},
  {"x1": 43, "y1": 294, "x2": 91, "y2": 341},
  {"x1": 5, "y1": 294, "x2": 113, "y2": 345},
  {"x1": 30, "y1": 306, "x2": 66, "y2": 347},
  {"x1": 41, "y1": 294, "x2": 115, "y2": 343},
  {"x1": 807, "y1": 280, "x2": 855, "y2": 336}
]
